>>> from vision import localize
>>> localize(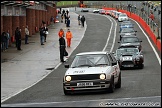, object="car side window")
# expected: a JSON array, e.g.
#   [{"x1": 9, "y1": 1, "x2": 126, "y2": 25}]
[{"x1": 109, "y1": 54, "x2": 117, "y2": 63}]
